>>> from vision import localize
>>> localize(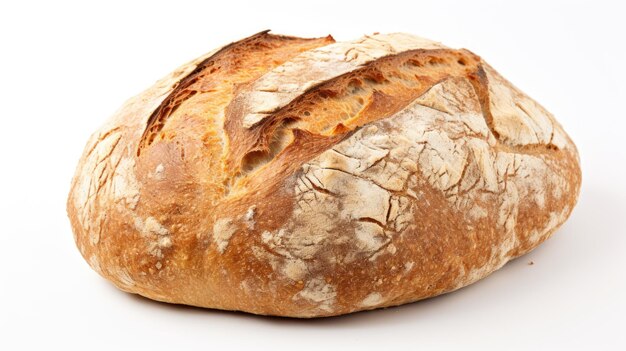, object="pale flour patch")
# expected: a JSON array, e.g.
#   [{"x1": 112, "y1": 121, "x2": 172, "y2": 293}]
[
  {"x1": 144, "y1": 217, "x2": 170, "y2": 236},
  {"x1": 89, "y1": 212, "x2": 106, "y2": 245},
  {"x1": 256, "y1": 231, "x2": 312, "y2": 280},
  {"x1": 361, "y1": 292, "x2": 383, "y2": 307},
  {"x1": 415, "y1": 77, "x2": 483, "y2": 117},
  {"x1": 111, "y1": 158, "x2": 141, "y2": 210},
  {"x1": 154, "y1": 163, "x2": 165, "y2": 180},
  {"x1": 404, "y1": 261, "x2": 415, "y2": 273},
  {"x1": 468, "y1": 205, "x2": 488, "y2": 220},
  {"x1": 250, "y1": 245, "x2": 280, "y2": 271},
  {"x1": 212, "y1": 218, "x2": 237, "y2": 254},
  {"x1": 133, "y1": 216, "x2": 172, "y2": 258},
  {"x1": 294, "y1": 277, "x2": 337, "y2": 312},
  {"x1": 355, "y1": 222, "x2": 386, "y2": 253},
  {"x1": 243, "y1": 205, "x2": 256, "y2": 230},
  {"x1": 283, "y1": 259, "x2": 308, "y2": 281}
]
